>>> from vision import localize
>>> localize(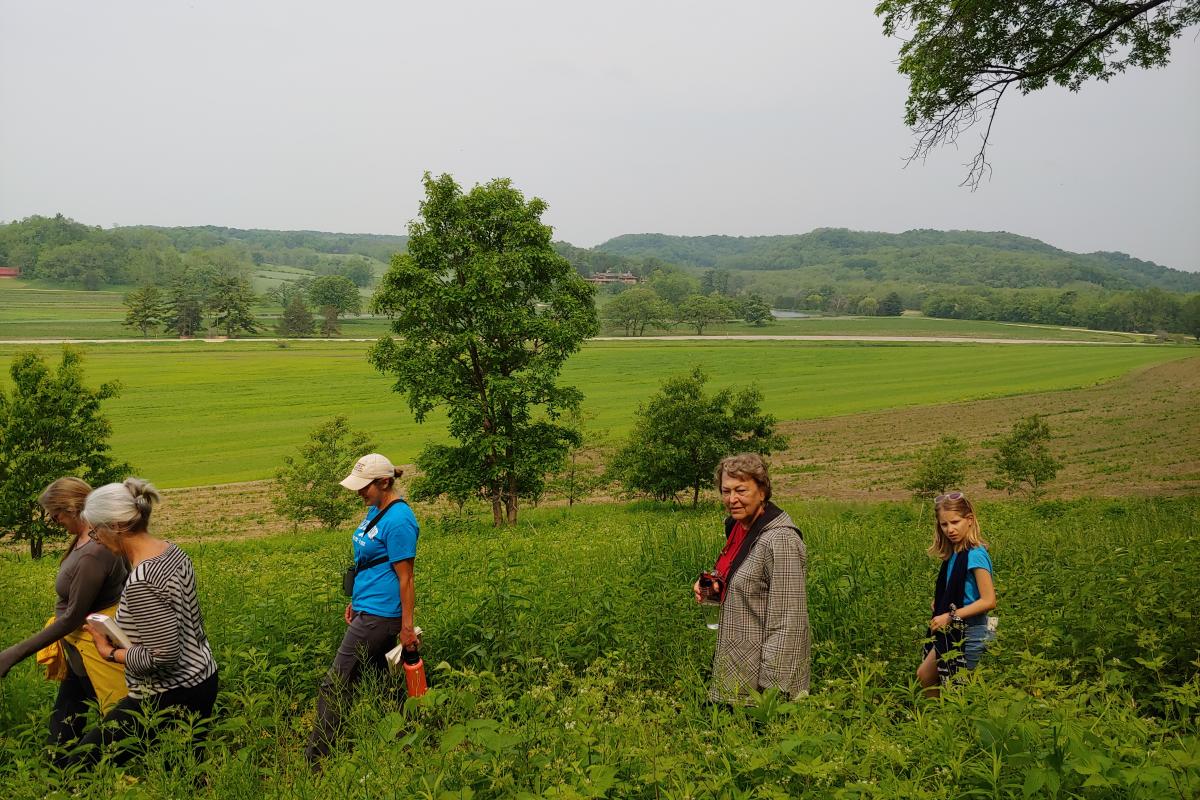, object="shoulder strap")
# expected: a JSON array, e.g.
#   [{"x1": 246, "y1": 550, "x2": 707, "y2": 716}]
[
  {"x1": 353, "y1": 500, "x2": 406, "y2": 570},
  {"x1": 365, "y1": 499, "x2": 404, "y2": 534}
]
